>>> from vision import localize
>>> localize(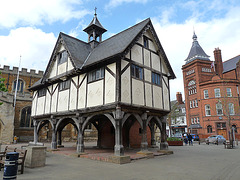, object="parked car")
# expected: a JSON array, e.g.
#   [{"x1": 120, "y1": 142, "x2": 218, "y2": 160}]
[
  {"x1": 191, "y1": 134, "x2": 199, "y2": 141},
  {"x1": 206, "y1": 135, "x2": 226, "y2": 144}
]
